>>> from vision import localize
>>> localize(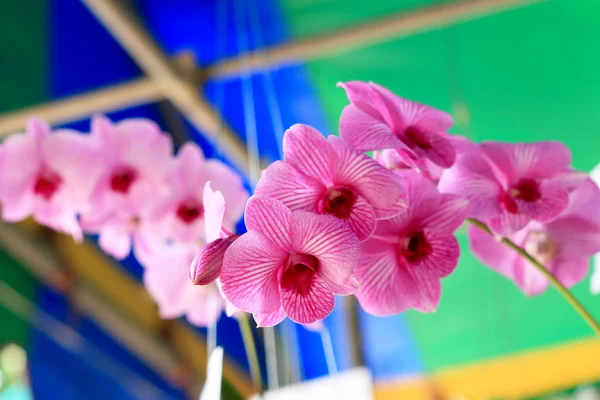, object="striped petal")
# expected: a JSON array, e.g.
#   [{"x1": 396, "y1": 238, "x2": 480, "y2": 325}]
[
  {"x1": 290, "y1": 211, "x2": 360, "y2": 288},
  {"x1": 244, "y1": 196, "x2": 292, "y2": 253},
  {"x1": 280, "y1": 269, "x2": 334, "y2": 324},
  {"x1": 283, "y1": 124, "x2": 333, "y2": 184},
  {"x1": 421, "y1": 194, "x2": 469, "y2": 234},
  {"x1": 220, "y1": 231, "x2": 286, "y2": 314},
  {"x1": 254, "y1": 306, "x2": 287, "y2": 328},
  {"x1": 339, "y1": 104, "x2": 402, "y2": 152},
  {"x1": 254, "y1": 161, "x2": 324, "y2": 212}
]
